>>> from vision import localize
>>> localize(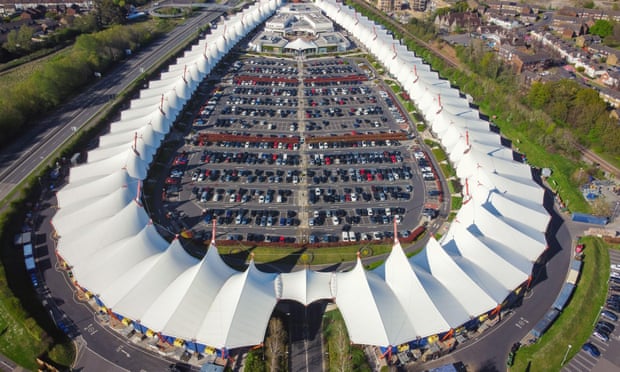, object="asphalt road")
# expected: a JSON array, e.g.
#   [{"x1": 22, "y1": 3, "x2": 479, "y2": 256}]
[
  {"x1": 0, "y1": 10, "x2": 221, "y2": 207},
  {"x1": 287, "y1": 302, "x2": 325, "y2": 372}
]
